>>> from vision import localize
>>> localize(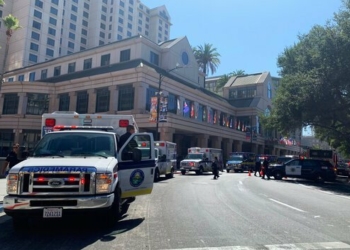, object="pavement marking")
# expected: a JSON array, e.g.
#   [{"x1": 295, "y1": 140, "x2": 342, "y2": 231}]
[
  {"x1": 162, "y1": 241, "x2": 350, "y2": 250},
  {"x1": 269, "y1": 198, "x2": 306, "y2": 213},
  {"x1": 239, "y1": 181, "x2": 243, "y2": 185}
]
